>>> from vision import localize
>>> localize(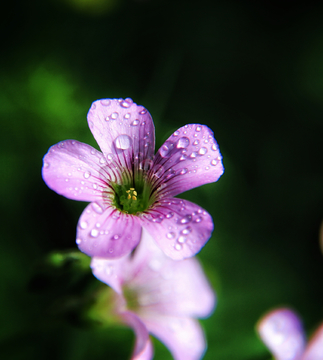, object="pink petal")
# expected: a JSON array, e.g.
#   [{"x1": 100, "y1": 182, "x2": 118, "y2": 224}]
[
  {"x1": 149, "y1": 124, "x2": 224, "y2": 198},
  {"x1": 302, "y1": 323, "x2": 323, "y2": 360},
  {"x1": 76, "y1": 202, "x2": 142, "y2": 258},
  {"x1": 141, "y1": 315, "x2": 206, "y2": 360},
  {"x1": 42, "y1": 140, "x2": 110, "y2": 202},
  {"x1": 257, "y1": 308, "x2": 306, "y2": 360},
  {"x1": 120, "y1": 311, "x2": 153, "y2": 360},
  {"x1": 87, "y1": 99, "x2": 155, "y2": 181},
  {"x1": 140, "y1": 199, "x2": 213, "y2": 260},
  {"x1": 125, "y1": 229, "x2": 215, "y2": 318}
]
